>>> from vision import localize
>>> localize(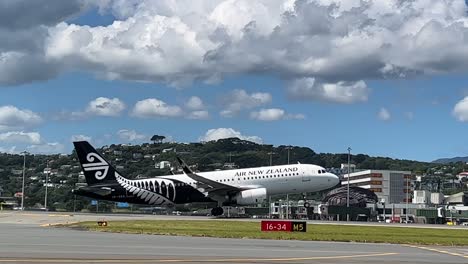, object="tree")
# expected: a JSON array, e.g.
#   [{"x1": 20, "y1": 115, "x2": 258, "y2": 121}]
[{"x1": 150, "y1": 135, "x2": 165, "y2": 144}]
